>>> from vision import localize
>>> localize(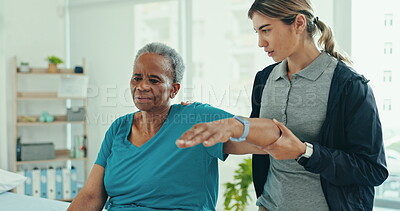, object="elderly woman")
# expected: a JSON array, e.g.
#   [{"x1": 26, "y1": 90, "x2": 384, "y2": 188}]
[{"x1": 67, "y1": 42, "x2": 279, "y2": 211}]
